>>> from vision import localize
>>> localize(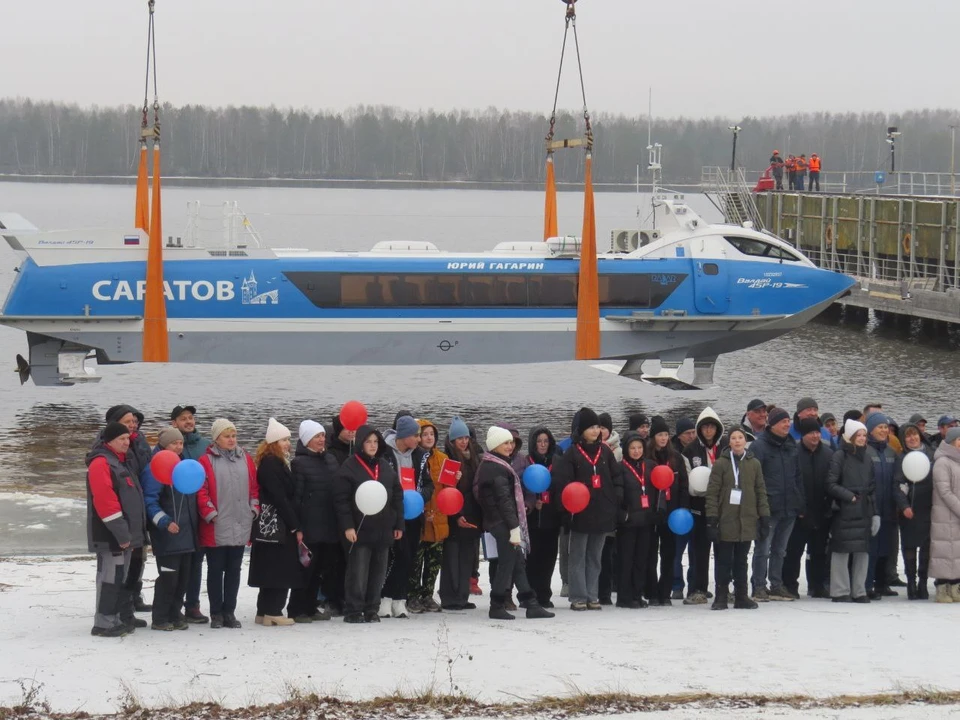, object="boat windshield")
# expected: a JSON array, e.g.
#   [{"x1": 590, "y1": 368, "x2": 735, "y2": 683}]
[{"x1": 724, "y1": 236, "x2": 802, "y2": 262}]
